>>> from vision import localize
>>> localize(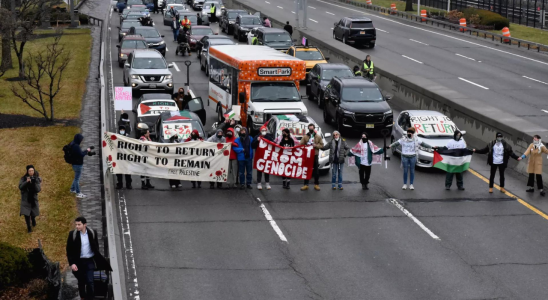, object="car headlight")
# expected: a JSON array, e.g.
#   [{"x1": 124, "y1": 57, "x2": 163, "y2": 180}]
[
  {"x1": 253, "y1": 112, "x2": 263, "y2": 122},
  {"x1": 418, "y1": 145, "x2": 433, "y2": 153},
  {"x1": 165, "y1": 75, "x2": 172, "y2": 79},
  {"x1": 320, "y1": 150, "x2": 330, "y2": 158},
  {"x1": 122, "y1": 32, "x2": 126, "y2": 35},
  {"x1": 341, "y1": 109, "x2": 354, "y2": 116},
  {"x1": 120, "y1": 53, "x2": 126, "y2": 57},
  {"x1": 229, "y1": 21, "x2": 234, "y2": 24},
  {"x1": 159, "y1": 40, "x2": 165, "y2": 45},
  {"x1": 384, "y1": 110, "x2": 392, "y2": 115},
  {"x1": 131, "y1": 75, "x2": 138, "y2": 79}
]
